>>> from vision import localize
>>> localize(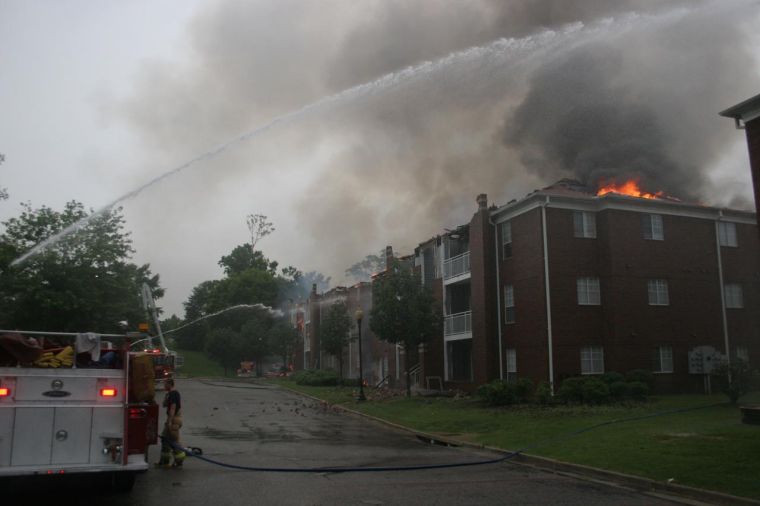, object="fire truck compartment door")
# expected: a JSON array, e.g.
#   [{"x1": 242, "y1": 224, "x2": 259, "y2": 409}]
[
  {"x1": 0, "y1": 408, "x2": 13, "y2": 466},
  {"x1": 51, "y1": 408, "x2": 92, "y2": 464},
  {"x1": 11, "y1": 408, "x2": 54, "y2": 466}
]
